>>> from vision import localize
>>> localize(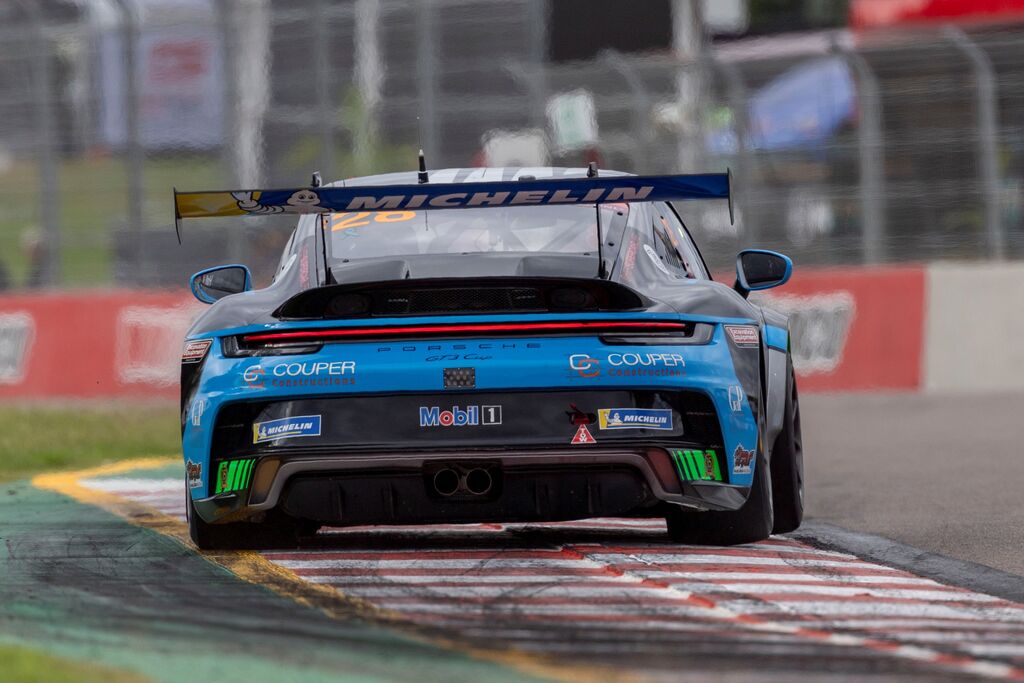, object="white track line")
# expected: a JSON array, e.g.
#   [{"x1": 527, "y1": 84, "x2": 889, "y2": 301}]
[{"x1": 78, "y1": 473, "x2": 1024, "y2": 680}]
